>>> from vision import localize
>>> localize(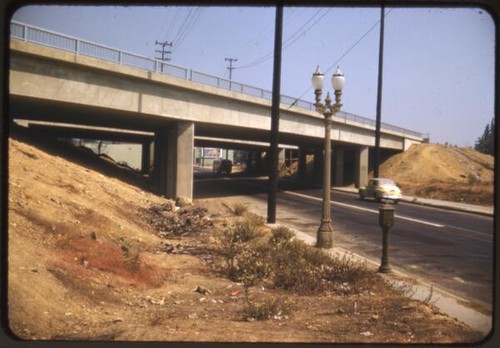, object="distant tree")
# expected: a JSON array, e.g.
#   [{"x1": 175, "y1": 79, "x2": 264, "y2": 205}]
[{"x1": 475, "y1": 117, "x2": 495, "y2": 155}]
